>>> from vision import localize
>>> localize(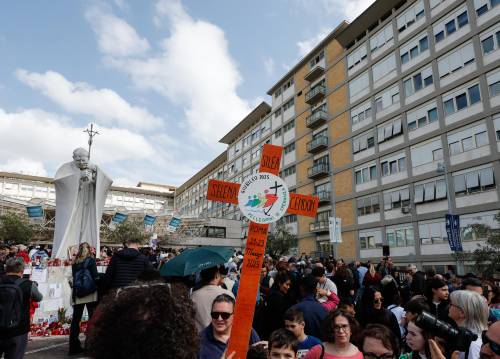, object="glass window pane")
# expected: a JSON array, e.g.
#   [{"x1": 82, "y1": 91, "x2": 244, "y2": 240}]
[
  {"x1": 406, "y1": 228, "x2": 415, "y2": 245},
  {"x1": 482, "y1": 36, "x2": 494, "y2": 54},
  {"x1": 449, "y1": 141, "x2": 462, "y2": 155},
  {"x1": 362, "y1": 168, "x2": 369, "y2": 182},
  {"x1": 428, "y1": 108, "x2": 438, "y2": 122},
  {"x1": 419, "y1": 36, "x2": 429, "y2": 51},
  {"x1": 424, "y1": 75, "x2": 433, "y2": 87},
  {"x1": 401, "y1": 52, "x2": 410, "y2": 64},
  {"x1": 384, "y1": 193, "x2": 392, "y2": 210},
  {"x1": 468, "y1": 85, "x2": 481, "y2": 104},
  {"x1": 435, "y1": 31, "x2": 445, "y2": 43},
  {"x1": 455, "y1": 93, "x2": 468, "y2": 110},
  {"x1": 444, "y1": 99, "x2": 455, "y2": 115},
  {"x1": 424, "y1": 182, "x2": 435, "y2": 201},
  {"x1": 445, "y1": 20, "x2": 456, "y2": 35},
  {"x1": 436, "y1": 180, "x2": 447, "y2": 199},
  {"x1": 413, "y1": 73, "x2": 423, "y2": 91},
  {"x1": 370, "y1": 165, "x2": 377, "y2": 179},
  {"x1": 414, "y1": 185, "x2": 424, "y2": 203},
  {"x1": 418, "y1": 116, "x2": 427, "y2": 127},
  {"x1": 398, "y1": 157, "x2": 406, "y2": 171},
  {"x1": 462, "y1": 136, "x2": 474, "y2": 151},
  {"x1": 396, "y1": 229, "x2": 406, "y2": 246},
  {"x1": 475, "y1": 131, "x2": 488, "y2": 147},
  {"x1": 466, "y1": 172, "x2": 480, "y2": 189},
  {"x1": 390, "y1": 160, "x2": 398, "y2": 174},
  {"x1": 457, "y1": 11, "x2": 468, "y2": 28},
  {"x1": 410, "y1": 46, "x2": 419, "y2": 59},
  {"x1": 404, "y1": 79, "x2": 414, "y2": 96},
  {"x1": 408, "y1": 121, "x2": 417, "y2": 131},
  {"x1": 454, "y1": 174, "x2": 466, "y2": 193},
  {"x1": 387, "y1": 232, "x2": 396, "y2": 246},
  {"x1": 480, "y1": 168, "x2": 494, "y2": 187},
  {"x1": 355, "y1": 171, "x2": 362, "y2": 184},
  {"x1": 490, "y1": 81, "x2": 500, "y2": 97}
]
